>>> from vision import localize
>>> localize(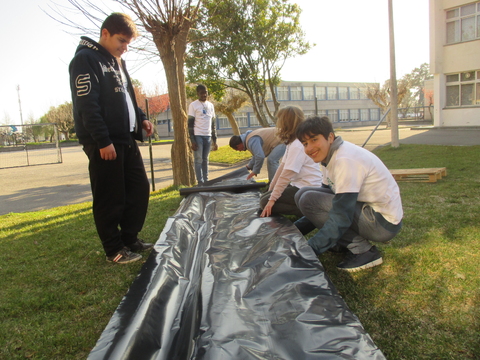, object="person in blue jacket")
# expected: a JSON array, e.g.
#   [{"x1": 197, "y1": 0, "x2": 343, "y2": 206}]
[
  {"x1": 69, "y1": 13, "x2": 154, "y2": 264},
  {"x1": 294, "y1": 116, "x2": 403, "y2": 272},
  {"x1": 229, "y1": 127, "x2": 286, "y2": 182}
]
